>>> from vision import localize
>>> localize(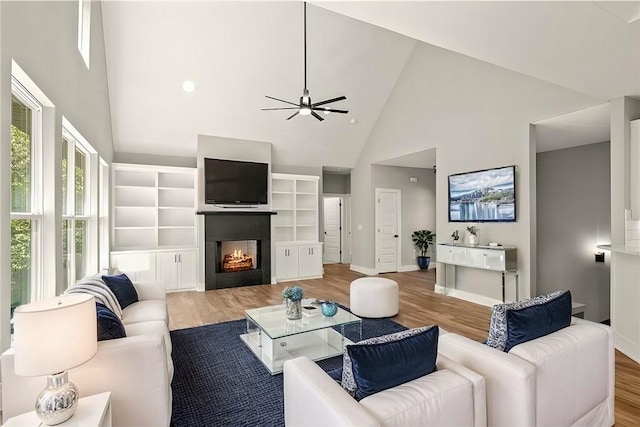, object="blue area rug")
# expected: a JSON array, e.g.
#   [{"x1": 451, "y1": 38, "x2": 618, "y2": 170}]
[{"x1": 170, "y1": 314, "x2": 407, "y2": 426}]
